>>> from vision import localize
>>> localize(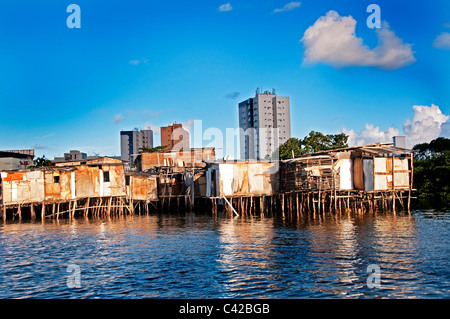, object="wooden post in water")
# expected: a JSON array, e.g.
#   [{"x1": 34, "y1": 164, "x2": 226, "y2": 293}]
[
  {"x1": 30, "y1": 204, "x2": 34, "y2": 220},
  {"x1": 260, "y1": 196, "x2": 264, "y2": 217},
  {"x1": 18, "y1": 204, "x2": 22, "y2": 221},
  {"x1": 68, "y1": 201, "x2": 72, "y2": 220},
  {"x1": 41, "y1": 203, "x2": 45, "y2": 220},
  {"x1": 73, "y1": 200, "x2": 78, "y2": 219},
  {"x1": 107, "y1": 197, "x2": 112, "y2": 217},
  {"x1": 392, "y1": 155, "x2": 396, "y2": 214},
  {"x1": 312, "y1": 193, "x2": 316, "y2": 218},
  {"x1": 84, "y1": 198, "x2": 90, "y2": 218}
]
